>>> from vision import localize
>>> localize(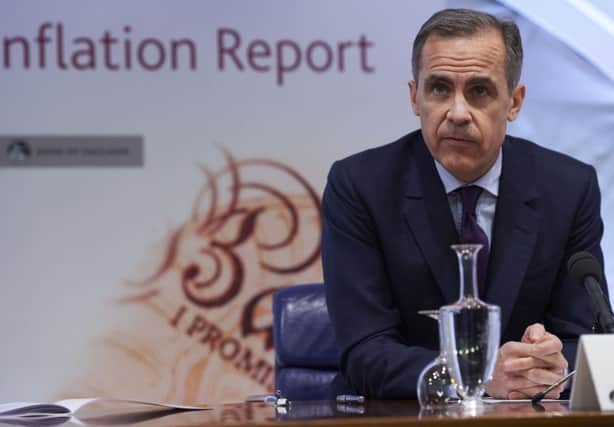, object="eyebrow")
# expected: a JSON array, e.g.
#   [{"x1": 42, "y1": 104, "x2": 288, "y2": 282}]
[
  {"x1": 423, "y1": 74, "x2": 497, "y2": 89},
  {"x1": 424, "y1": 74, "x2": 453, "y2": 86},
  {"x1": 466, "y1": 76, "x2": 496, "y2": 87}
]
